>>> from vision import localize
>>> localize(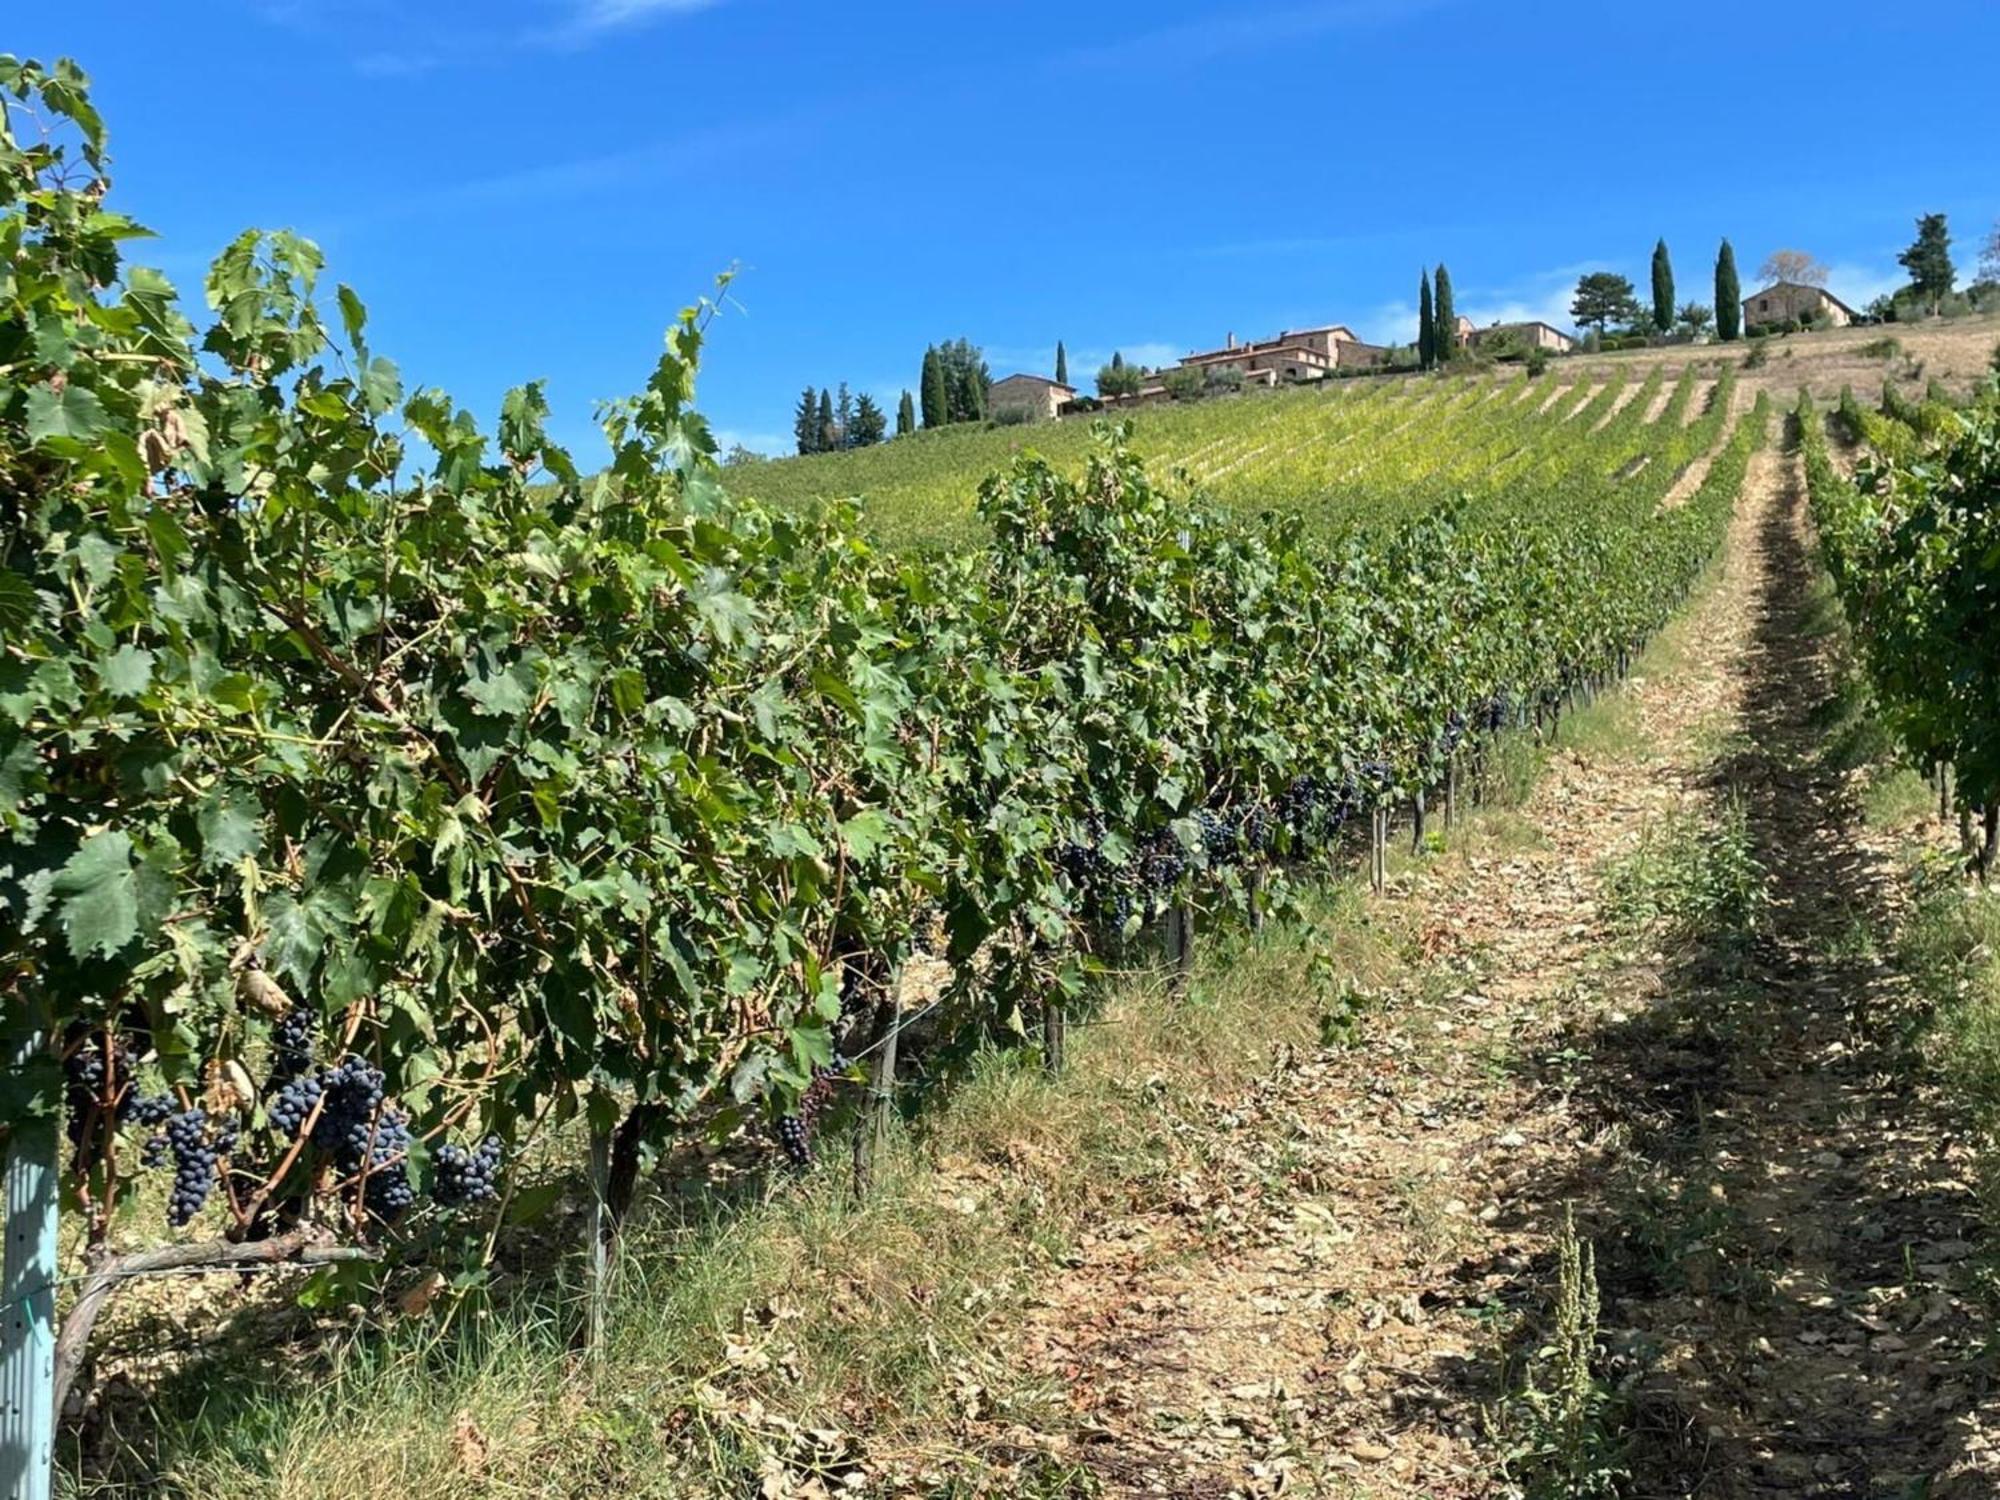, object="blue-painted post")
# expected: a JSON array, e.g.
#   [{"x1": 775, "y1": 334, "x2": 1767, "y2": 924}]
[{"x1": 2, "y1": 1007, "x2": 57, "y2": 1500}]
